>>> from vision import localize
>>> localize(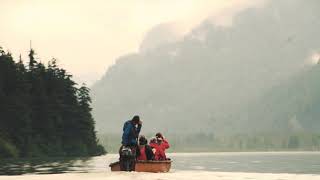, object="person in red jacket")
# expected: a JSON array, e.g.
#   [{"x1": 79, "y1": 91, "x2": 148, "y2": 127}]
[
  {"x1": 149, "y1": 133, "x2": 170, "y2": 160},
  {"x1": 137, "y1": 135, "x2": 154, "y2": 161}
]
